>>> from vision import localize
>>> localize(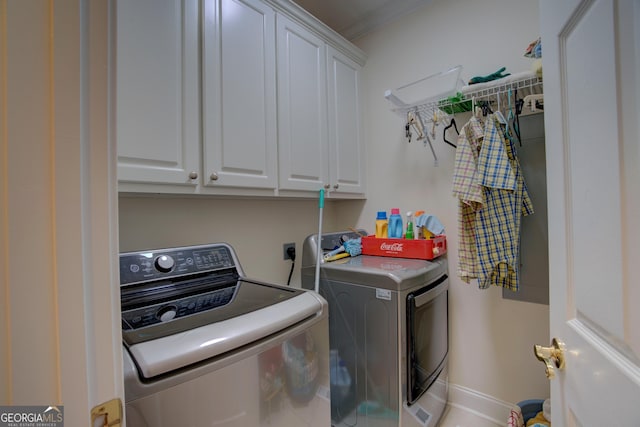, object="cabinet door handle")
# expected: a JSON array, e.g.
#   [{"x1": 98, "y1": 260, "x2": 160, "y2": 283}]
[
  {"x1": 188, "y1": 171, "x2": 198, "y2": 180},
  {"x1": 333, "y1": 184, "x2": 339, "y2": 190},
  {"x1": 210, "y1": 172, "x2": 219, "y2": 181},
  {"x1": 324, "y1": 184, "x2": 330, "y2": 190}
]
